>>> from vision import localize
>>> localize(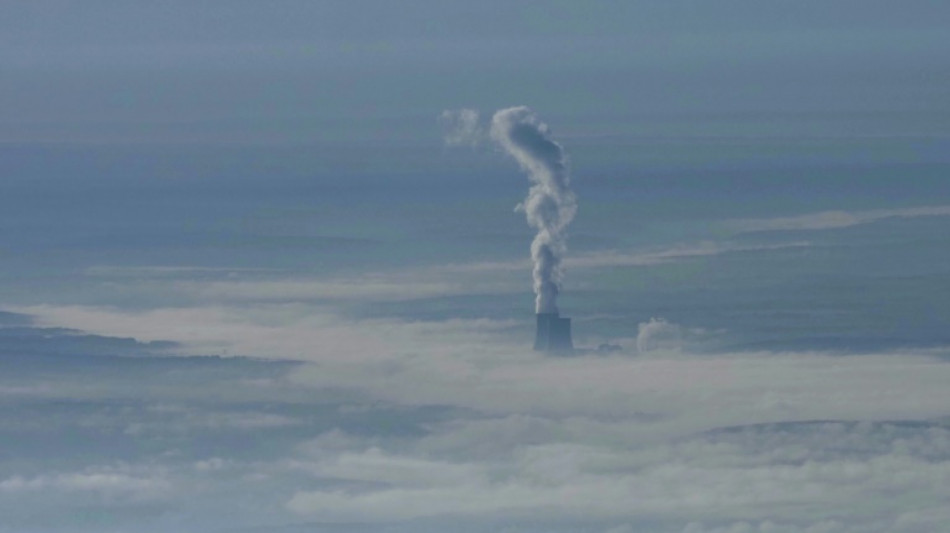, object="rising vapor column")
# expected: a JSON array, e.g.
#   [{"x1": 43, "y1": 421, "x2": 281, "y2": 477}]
[
  {"x1": 490, "y1": 107, "x2": 576, "y2": 352},
  {"x1": 490, "y1": 106, "x2": 577, "y2": 314}
]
